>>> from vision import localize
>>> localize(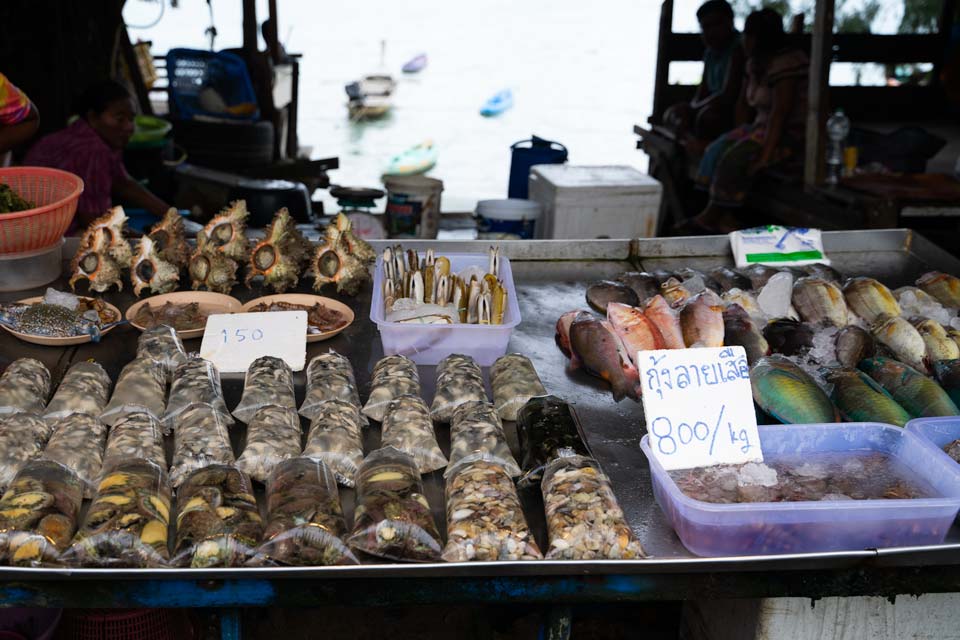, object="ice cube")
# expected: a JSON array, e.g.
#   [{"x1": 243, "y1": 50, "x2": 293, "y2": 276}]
[
  {"x1": 43, "y1": 288, "x2": 80, "y2": 310},
  {"x1": 809, "y1": 326, "x2": 840, "y2": 366},
  {"x1": 757, "y1": 272, "x2": 794, "y2": 319},
  {"x1": 736, "y1": 462, "x2": 779, "y2": 487}
]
